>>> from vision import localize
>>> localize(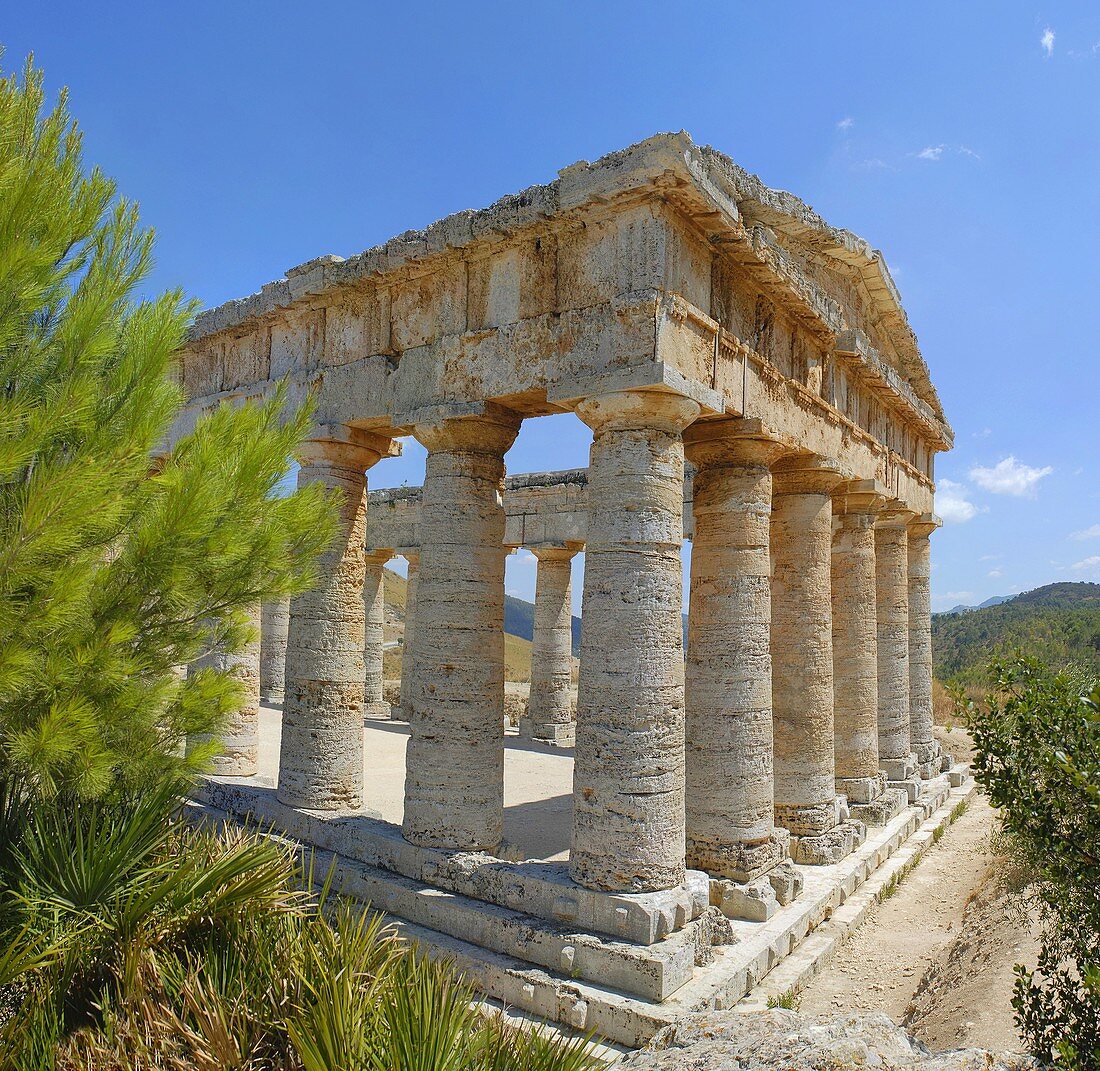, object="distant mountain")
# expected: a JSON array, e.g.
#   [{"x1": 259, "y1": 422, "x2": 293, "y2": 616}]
[
  {"x1": 933, "y1": 582, "x2": 1100, "y2": 685},
  {"x1": 945, "y1": 594, "x2": 1015, "y2": 614}
]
